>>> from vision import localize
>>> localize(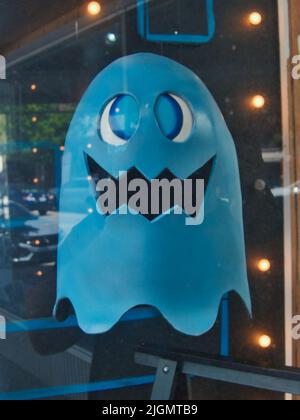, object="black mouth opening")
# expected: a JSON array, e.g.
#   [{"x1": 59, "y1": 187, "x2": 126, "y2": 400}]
[{"x1": 85, "y1": 153, "x2": 215, "y2": 221}]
